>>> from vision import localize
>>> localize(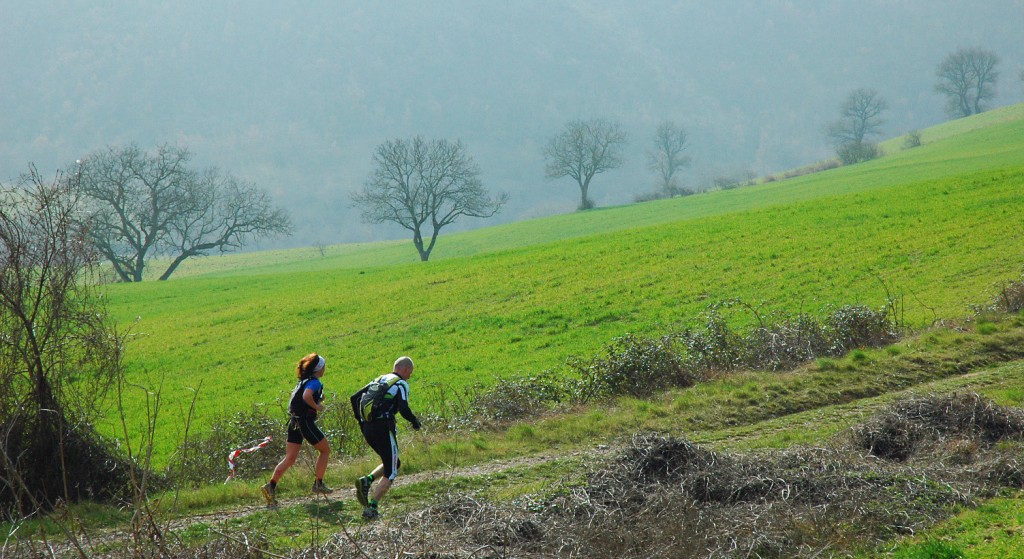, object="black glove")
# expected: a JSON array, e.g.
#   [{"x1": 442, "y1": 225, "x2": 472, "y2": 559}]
[{"x1": 411, "y1": 419, "x2": 422, "y2": 431}]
